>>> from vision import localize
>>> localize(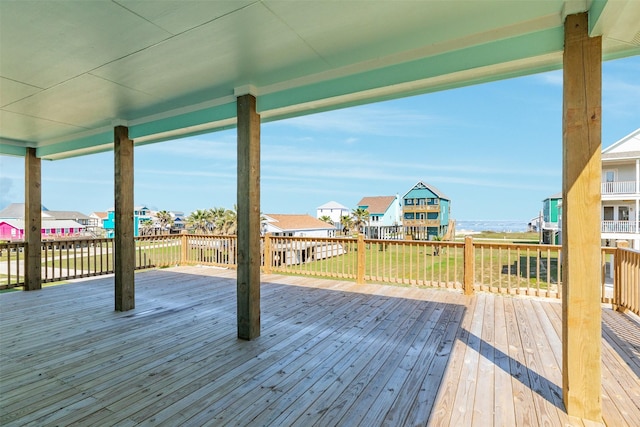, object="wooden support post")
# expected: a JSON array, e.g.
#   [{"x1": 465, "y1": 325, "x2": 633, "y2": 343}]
[
  {"x1": 237, "y1": 94, "x2": 261, "y2": 340},
  {"x1": 180, "y1": 232, "x2": 188, "y2": 265},
  {"x1": 263, "y1": 233, "x2": 272, "y2": 275},
  {"x1": 24, "y1": 147, "x2": 42, "y2": 291},
  {"x1": 463, "y1": 235, "x2": 474, "y2": 295},
  {"x1": 356, "y1": 234, "x2": 365, "y2": 284},
  {"x1": 114, "y1": 126, "x2": 135, "y2": 311},
  {"x1": 562, "y1": 12, "x2": 602, "y2": 421}
]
